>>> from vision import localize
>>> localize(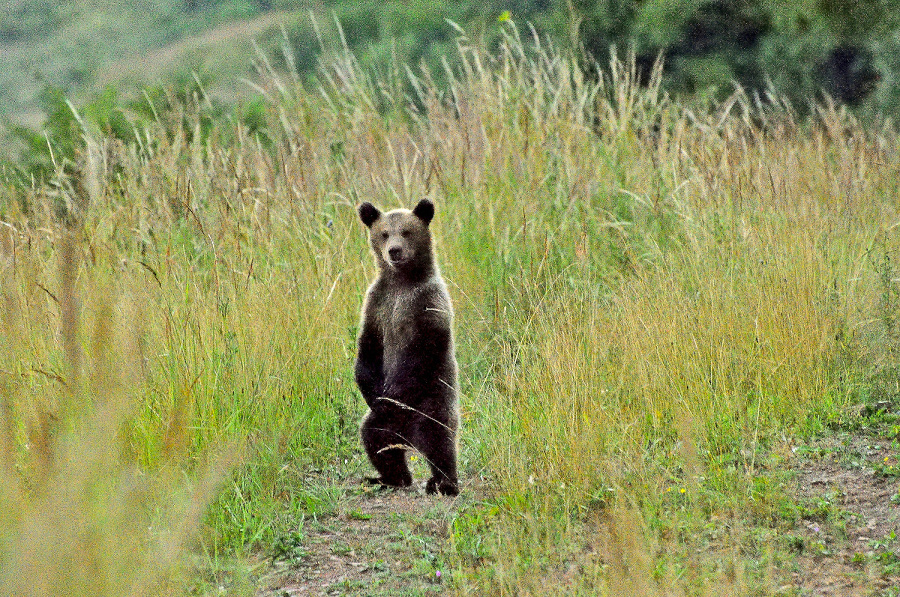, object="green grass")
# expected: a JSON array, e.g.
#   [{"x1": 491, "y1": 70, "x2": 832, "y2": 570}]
[{"x1": 2, "y1": 20, "x2": 900, "y2": 595}]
